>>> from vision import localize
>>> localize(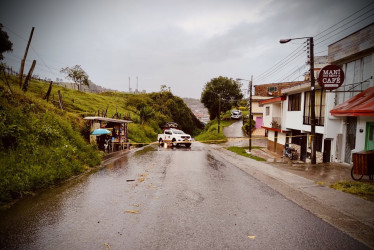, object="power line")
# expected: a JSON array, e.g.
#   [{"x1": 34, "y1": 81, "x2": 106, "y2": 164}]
[
  {"x1": 256, "y1": 45, "x2": 307, "y2": 83},
  {"x1": 315, "y1": 13, "x2": 374, "y2": 47},
  {"x1": 256, "y1": 42, "x2": 305, "y2": 80},
  {"x1": 256, "y1": 3, "x2": 374, "y2": 84},
  {"x1": 314, "y1": 2, "x2": 374, "y2": 38}
]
